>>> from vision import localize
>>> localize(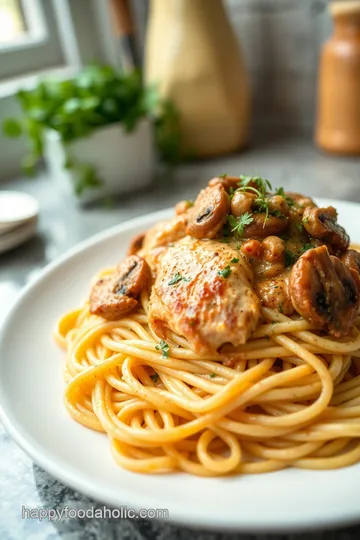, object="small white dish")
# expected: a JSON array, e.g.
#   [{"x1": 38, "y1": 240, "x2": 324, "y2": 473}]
[
  {"x1": 0, "y1": 216, "x2": 38, "y2": 254},
  {"x1": 0, "y1": 191, "x2": 39, "y2": 232},
  {"x1": 1, "y1": 199, "x2": 360, "y2": 533}
]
